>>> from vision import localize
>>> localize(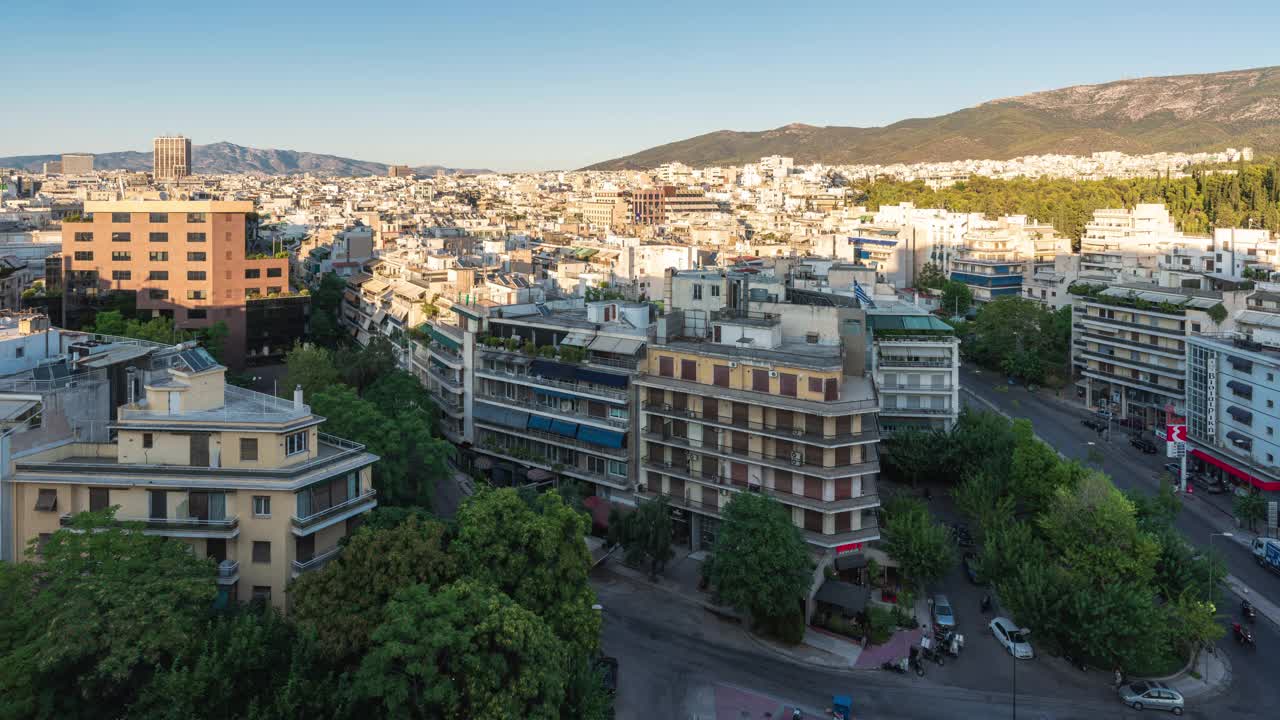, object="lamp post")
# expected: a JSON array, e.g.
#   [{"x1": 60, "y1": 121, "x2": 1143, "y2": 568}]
[
  {"x1": 1207, "y1": 532, "x2": 1232, "y2": 676},
  {"x1": 1012, "y1": 627, "x2": 1031, "y2": 719}
]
